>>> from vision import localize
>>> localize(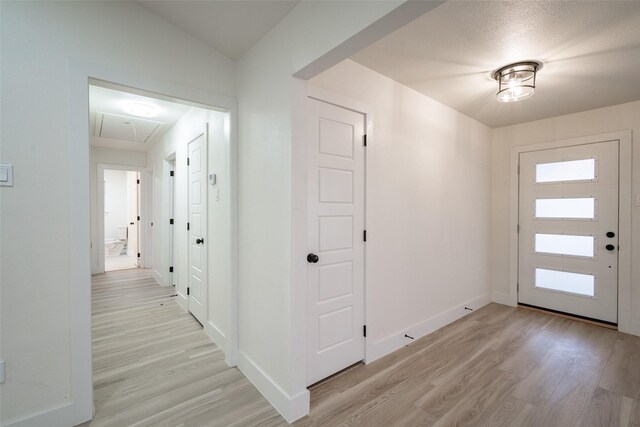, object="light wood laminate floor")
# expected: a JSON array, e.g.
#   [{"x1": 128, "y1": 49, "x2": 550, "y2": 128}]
[
  {"x1": 83, "y1": 269, "x2": 286, "y2": 427},
  {"x1": 83, "y1": 269, "x2": 640, "y2": 426},
  {"x1": 297, "y1": 303, "x2": 640, "y2": 427}
]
